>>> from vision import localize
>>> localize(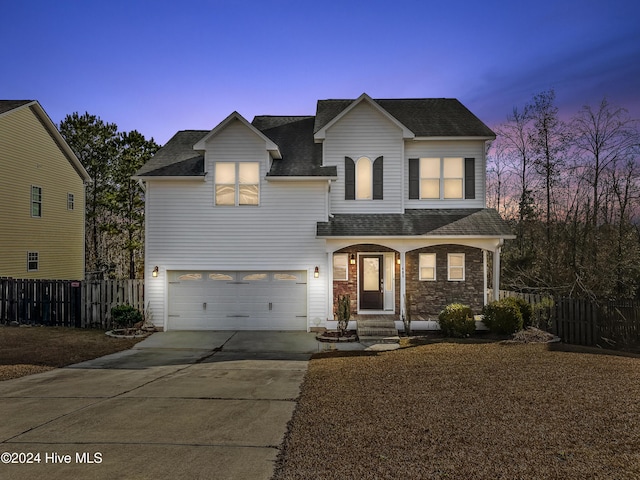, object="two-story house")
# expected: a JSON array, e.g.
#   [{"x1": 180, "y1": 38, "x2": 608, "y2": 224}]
[
  {"x1": 0, "y1": 100, "x2": 90, "y2": 280},
  {"x1": 135, "y1": 94, "x2": 513, "y2": 332}
]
